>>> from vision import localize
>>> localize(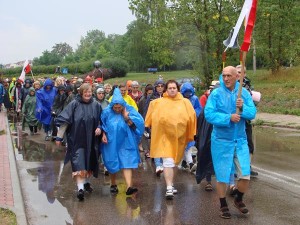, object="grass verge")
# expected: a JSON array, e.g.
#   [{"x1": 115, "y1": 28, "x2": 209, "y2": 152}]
[{"x1": 0, "y1": 208, "x2": 17, "y2": 225}]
